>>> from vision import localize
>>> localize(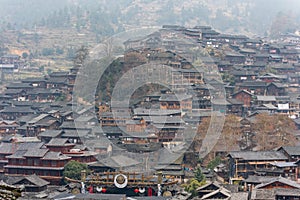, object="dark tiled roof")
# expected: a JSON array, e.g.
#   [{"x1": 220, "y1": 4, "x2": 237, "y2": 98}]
[
  {"x1": 46, "y1": 138, "x2": 73, "y2": 146},
  {"x1": 0, "y1": 143, "x2": 14, "y2": 154},
  {"x1": 159, "y1": 93, "x2": 192, "y2": 102},
  {"x1": 239, "y1": 81, "x2": 267, "y2": 87},
  {"x1": 23, "y1": 148, "x2": 48, "y2": 158},
  {"x1": 6, "y1": 82, "x2": 32, "y2": 89},
  {"x1": 4, "y1": 89, "x2": 25, "y2": 95},
  {"x1": 255, "y1": 176, "x2": 300, "y2": 189},
  {"x1": 275, "y1": 188, "x2": 300, "y2": 197},
  {"x1": 62, "y1": 130, "x2": 90, "y2": 138},
  {"x1": 228, "y1": 151, "x2": 288, "y2": 161},
  {"x1": 17, "y1": 142, "x2": 44, "y2": 150},
  {"x1": 0, "y1": 106, "x2": 35, "y2": 113},
  {"x1": 280, "y1": 146, "x2": 300, "y2": 156},
  {"x1": 42, "y1": 151, "x2": 71, "y2": 160},
  {"x1": 227, "y1": 98, "x2": 244, "y2": 105},
  {"x1": 38, "y1": 130, "x2": 64, "y2": 138},
  {"x1": 12, "y1": 174, "x2": 50, "y2": 187},
  {"x1": 98, "y1": 155, "x2": 140, "y2": 168},
  {"x1": 134, "y1": 108, "x2": 181, "y2": 116},
  {"x1": 244, "y1": 175, "x2": 279, "y2": 184},
  {"x1": 6, "y1": 150, "x2": 27, "y2": 158}
]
